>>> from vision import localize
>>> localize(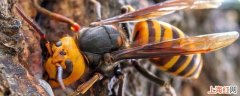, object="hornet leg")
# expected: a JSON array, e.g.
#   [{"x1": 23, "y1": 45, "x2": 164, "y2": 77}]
[
  {"x1": 108, "y1": 65, "x2": 124, "y2": 96},
  {"x1": 70, "y1": 73, "x2": 103, "y2": 96},
  {"x1": 132, "y1": 60, "x2": 167, "y2": 86},
  {"x1": 117, "y1": 74, "x2": 124, "y2": 96},
  {"x1": 32, "y1": 0, "x2": 80, "y2": 32},
  {"x1": 115, "y1": 65, "x2": 124, "y2": 96}
]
